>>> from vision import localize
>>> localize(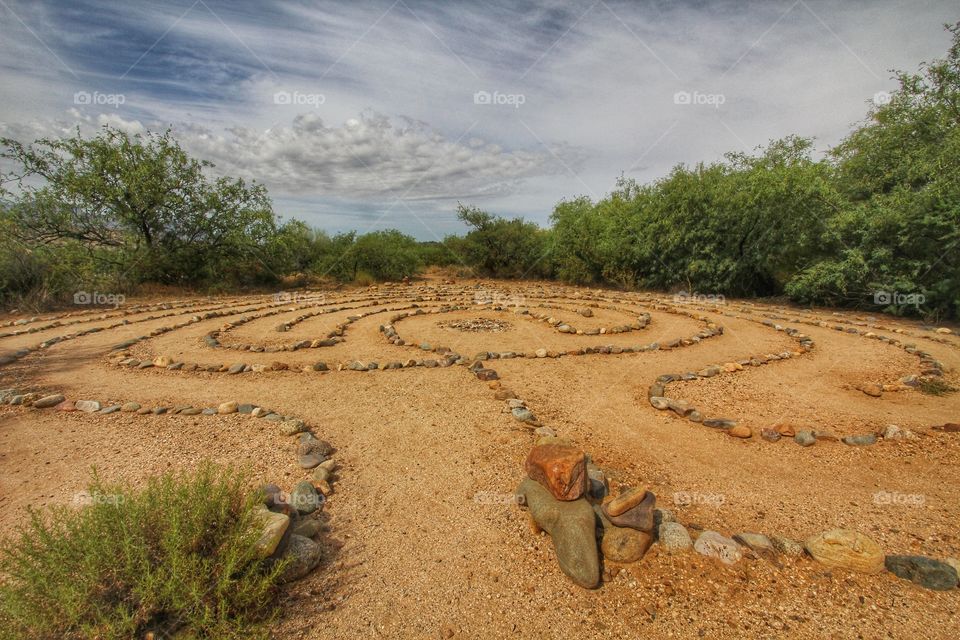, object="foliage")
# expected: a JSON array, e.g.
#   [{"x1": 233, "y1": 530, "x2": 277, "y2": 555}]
[
  {"x1": 786, "y1": 22, "x2": 960, "y2": 319},
  {"x1": 549, "y1": 136, "x2": 839, "y2": 295},
  {"x1": 0, "y1": 463, "x2": 287, "y2": 640},
  {"x1": 348, "y1": 230, "x2": 421, "y2": 281},
  {"x1": 918, "y1": 378, "x2": 957, "y2": 396},
  {"x1": 0, "y1": 127, "x2": 280, "y2": 290},
  {"x1": 540, "y1": 23, "x2": 960, "y2": 318},
  {"x1": 454, "y1": 203, "x2": 553, "y2": 279}
]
